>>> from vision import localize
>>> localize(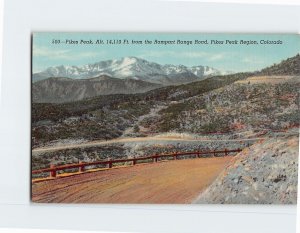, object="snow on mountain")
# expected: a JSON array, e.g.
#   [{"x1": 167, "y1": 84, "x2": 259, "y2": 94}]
[
  {"x1": 189, "y1": 66, "x2": 230, "y2": 77},
  {"x1": 163, "y1": 64, "x2": 190, "y2": 75},
  {"x1": 33, "y1": 57, "x2": 229, "y2": 85}
]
